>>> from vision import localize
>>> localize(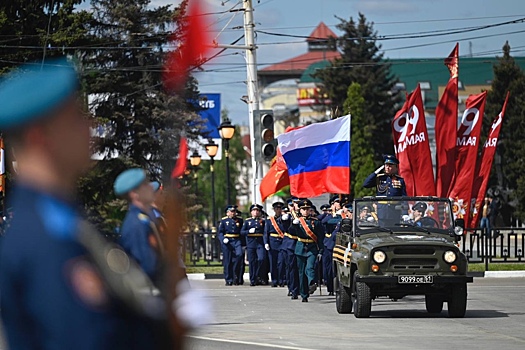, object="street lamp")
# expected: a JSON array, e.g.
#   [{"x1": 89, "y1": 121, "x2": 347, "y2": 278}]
[
  {"x1": 189, "y1": 150, "x2": 202, "y2": 197},
  {"x1": 205, "y1": 138, "x2": 219, "y2": 229},
  {"x1": 219, "y1": 118, "x2": 235, "y2": 205}
]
